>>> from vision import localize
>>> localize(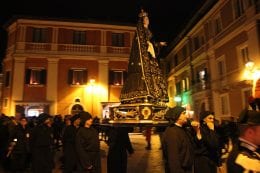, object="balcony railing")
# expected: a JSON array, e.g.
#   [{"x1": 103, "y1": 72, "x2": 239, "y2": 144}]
[
  {"x1": 191, "y1": 81, "x2": 211, "y2": 93},
  {"x1": 11, "y1": 42, "x2": 131, "y2": 56},
  {"x1": 58, "y1": 44, "x2": 99, "y2": 53},
  {"x1": 25, "y1": 43, "x2": 51, "y2": 51}
]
